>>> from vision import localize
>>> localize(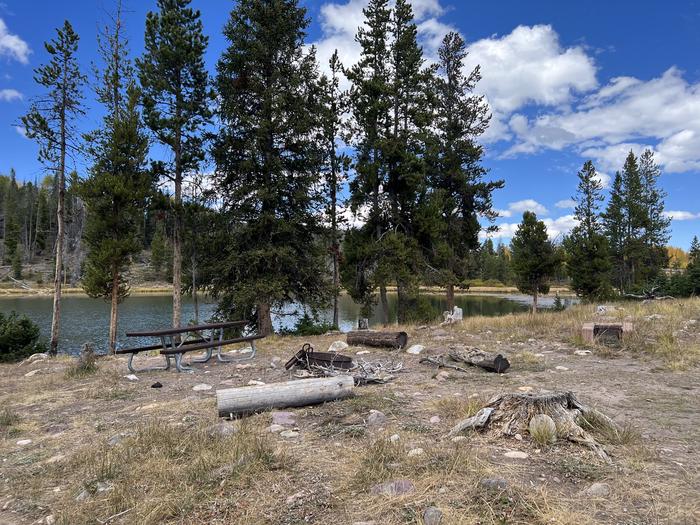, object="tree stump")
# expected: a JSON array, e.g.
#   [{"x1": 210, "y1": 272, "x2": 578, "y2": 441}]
[{"x1": 446, "y1": 391, "x2": 614, "y2": 461}]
